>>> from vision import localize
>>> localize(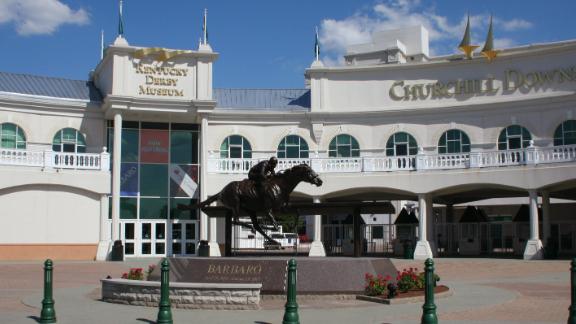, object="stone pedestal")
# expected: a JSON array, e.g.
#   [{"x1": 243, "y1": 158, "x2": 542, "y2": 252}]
[
  {"x1": 523, "y1": 239, "x2": 543, "y2": 260},
  {"x1": 413, "y1": 240, "x2": 433, "y2": 260},
  {"x1": 208, "y1": 242, "x2": 221, "y2": 257},
  {"x1": 308, "y1": 241, "x2": 326, "y2": 257}
]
